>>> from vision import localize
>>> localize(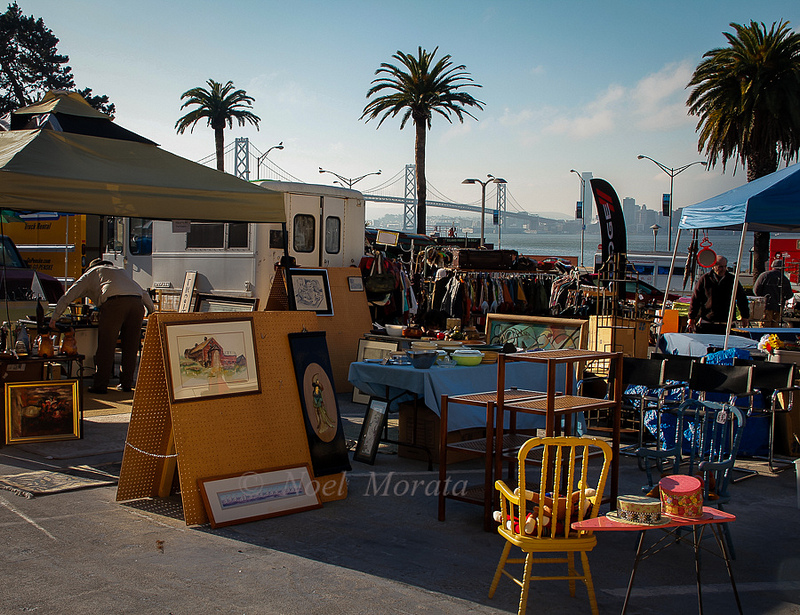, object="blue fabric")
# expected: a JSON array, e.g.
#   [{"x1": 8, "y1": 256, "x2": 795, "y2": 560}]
[
  {"x1": 348, "y1": 360, "x2": 585, "y2": 434},
  {"x1": 704, "y1": 348, "x2": 751, "y2": 365}
]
